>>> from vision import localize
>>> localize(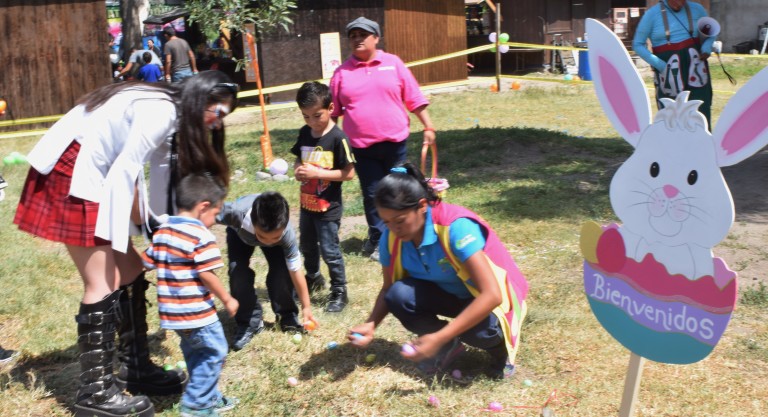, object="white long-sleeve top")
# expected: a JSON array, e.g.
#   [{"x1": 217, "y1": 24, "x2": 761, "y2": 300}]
[{"x1": 26, "y1": 89, "x2": 177, "y2": 253}]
